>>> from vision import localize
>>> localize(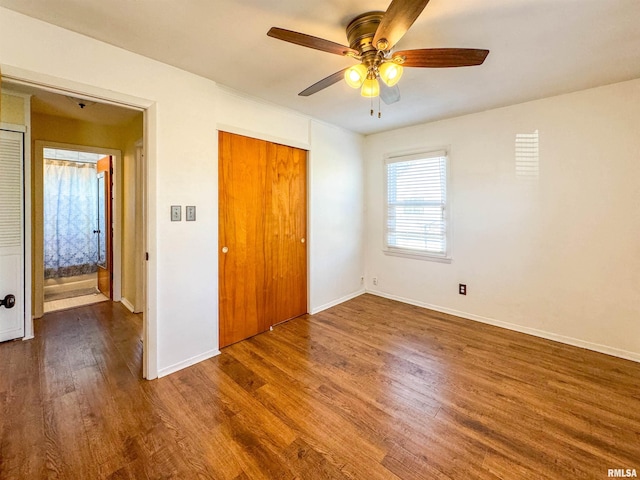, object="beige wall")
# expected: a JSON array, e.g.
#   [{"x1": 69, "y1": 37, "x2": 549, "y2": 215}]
[
  {"x1": 120, "y1": 114, "x2": 144, "y2": 311},
  {"x1": 0, "y1": 92, "x2": 25, "y2": 124},
  {"x1": 31, "y1": 112, "x2": 143, "y2": 317}
]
